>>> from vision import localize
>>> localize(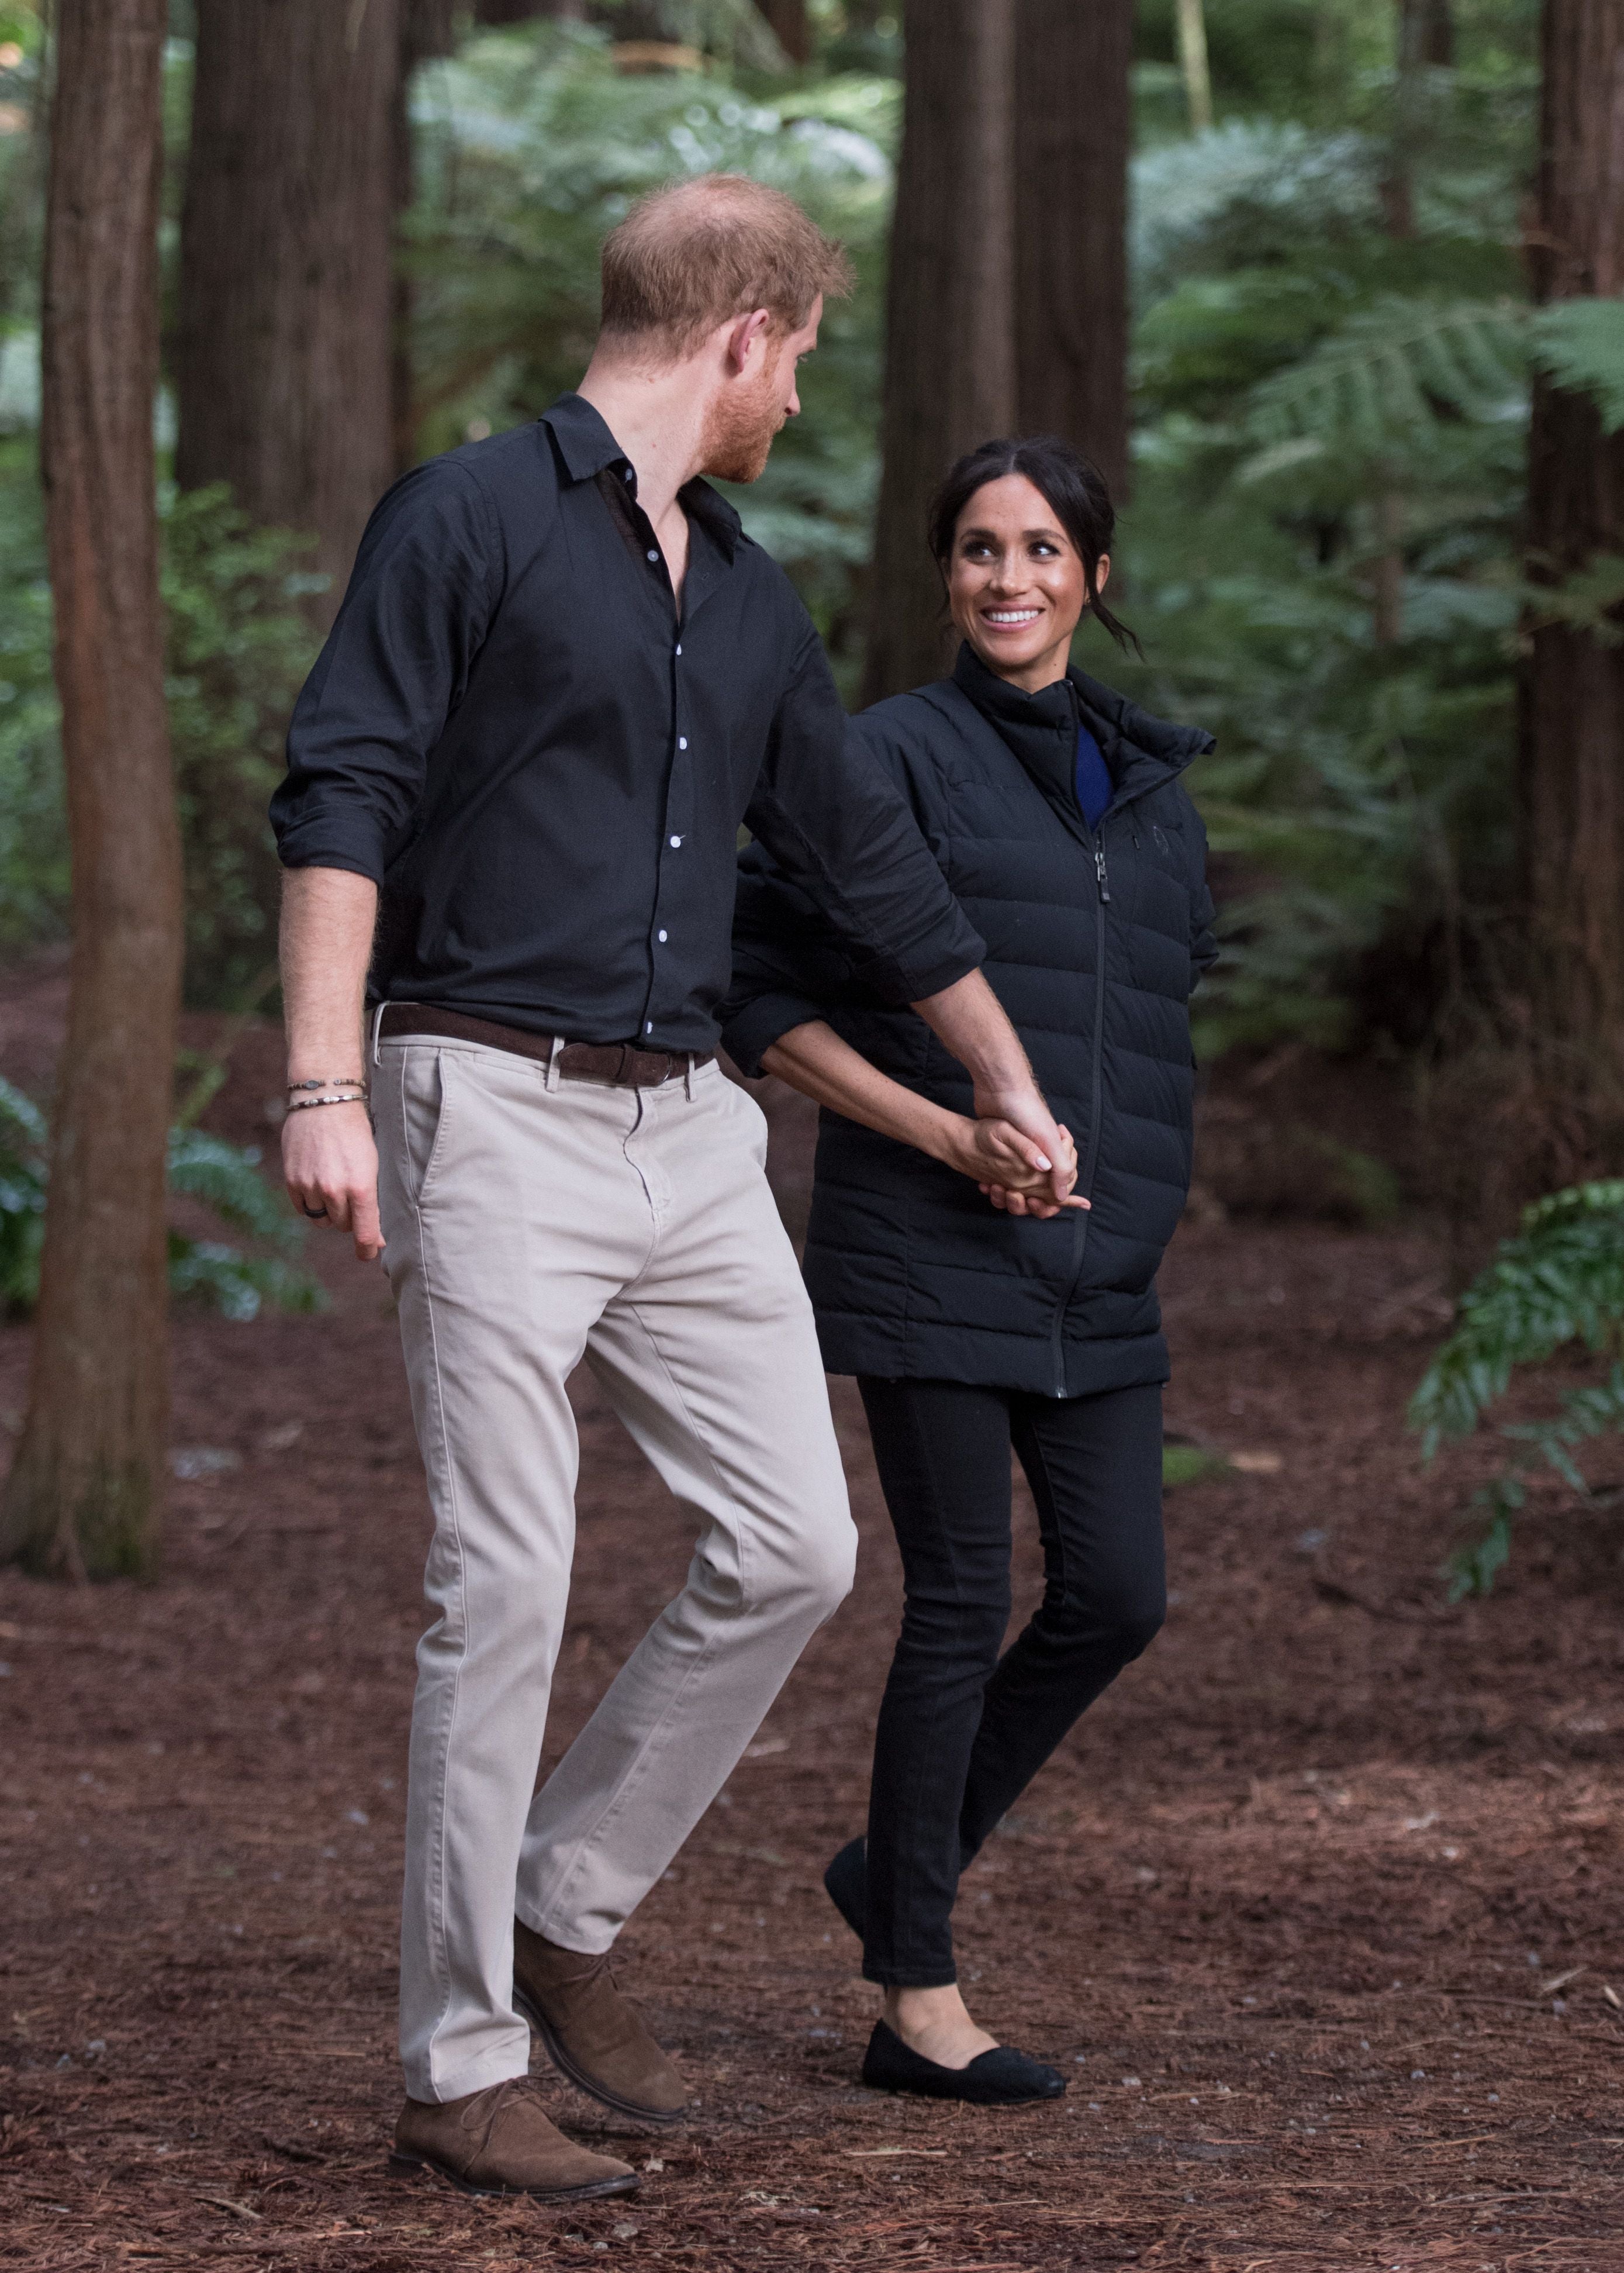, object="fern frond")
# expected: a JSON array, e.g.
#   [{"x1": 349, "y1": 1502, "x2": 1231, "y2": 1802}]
[
  {"x1": 1246, "y1": 296, "x2": 1527, "y2": 449},
  {"x1": 1529, "y1": 299, "x2": 1624, "y2": 432}
]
